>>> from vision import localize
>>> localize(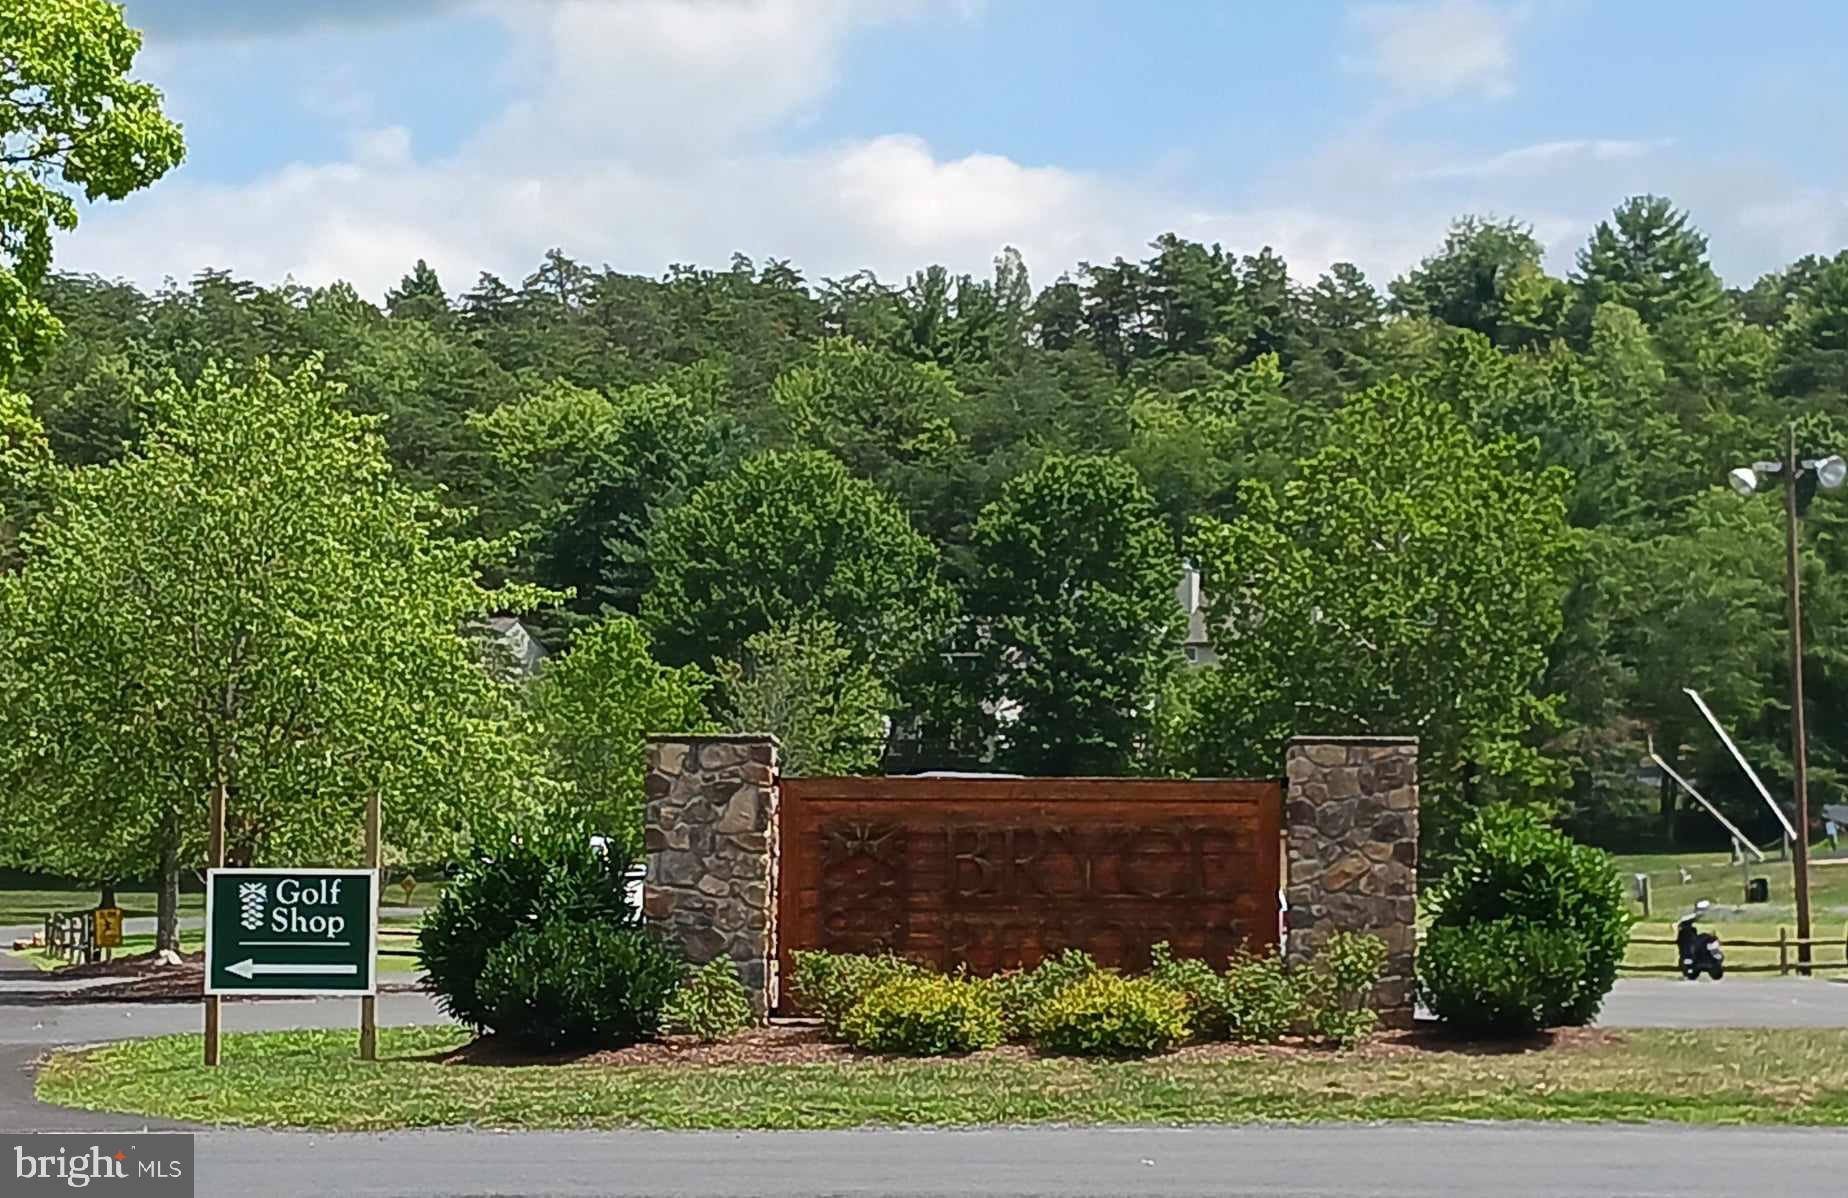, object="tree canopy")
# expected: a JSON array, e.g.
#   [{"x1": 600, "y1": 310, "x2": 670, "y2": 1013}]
[
  {"x1": 0, "y1": 0, "x2": 183, "y2": 380},
  {"x1": 0, "y1": 362, "x2": 544, "y2": 945},
  {"x1": 9, "y1": 183, "x2": 1848, "y2": 858}
]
